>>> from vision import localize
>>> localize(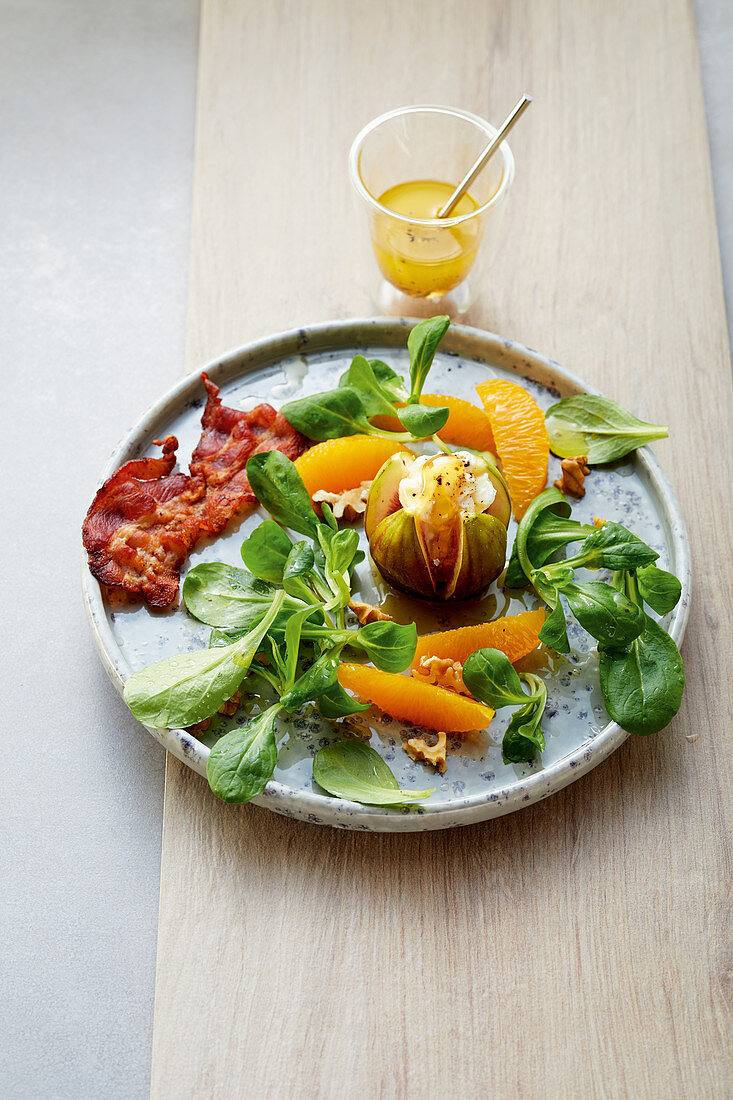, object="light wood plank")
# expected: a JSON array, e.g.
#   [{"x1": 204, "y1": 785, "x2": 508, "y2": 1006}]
[{"x1": 151, "y1": 1, "x2": 732, "y2": 1096}]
